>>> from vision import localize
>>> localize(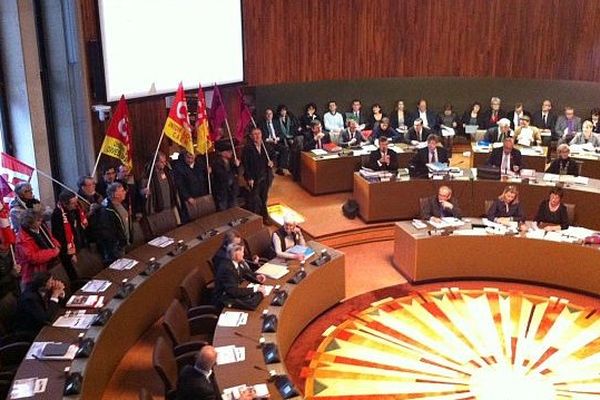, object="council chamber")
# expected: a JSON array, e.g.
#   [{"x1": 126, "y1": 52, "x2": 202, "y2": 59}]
[{"x1": 0, "y1": 1, "x2": 600, "y2": 399}]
